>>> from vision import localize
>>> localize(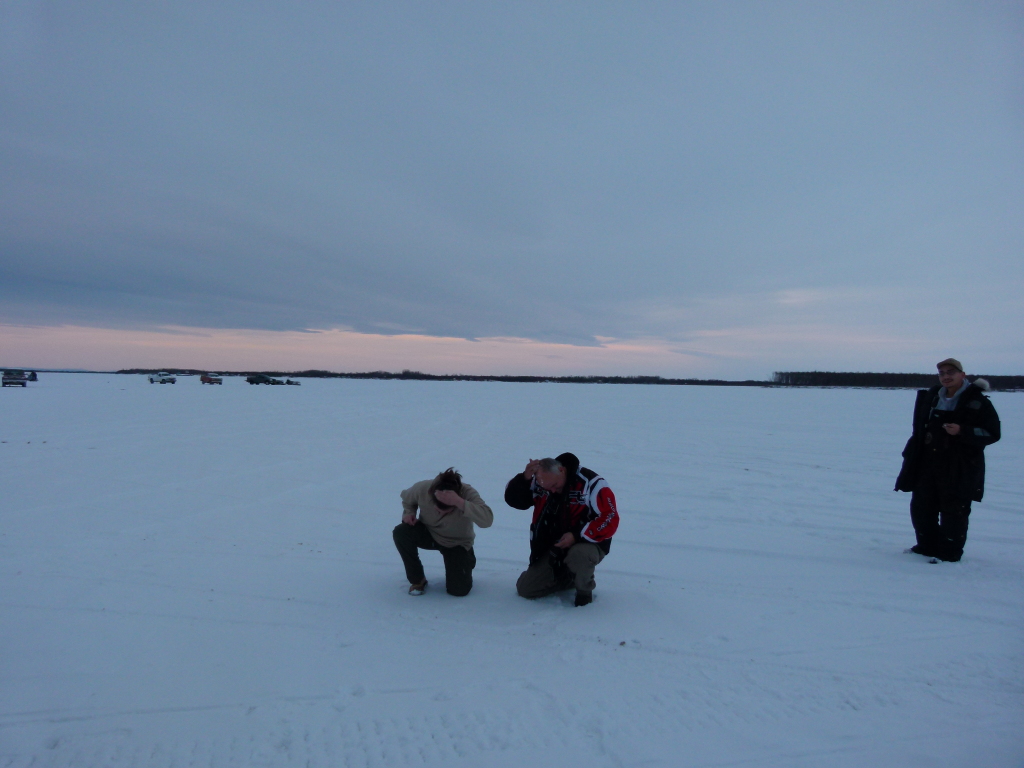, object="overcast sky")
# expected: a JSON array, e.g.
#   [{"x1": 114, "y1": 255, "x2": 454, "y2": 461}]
[{"x1": 1, "y1": 2, "x2": 1022, "y2": 376}]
